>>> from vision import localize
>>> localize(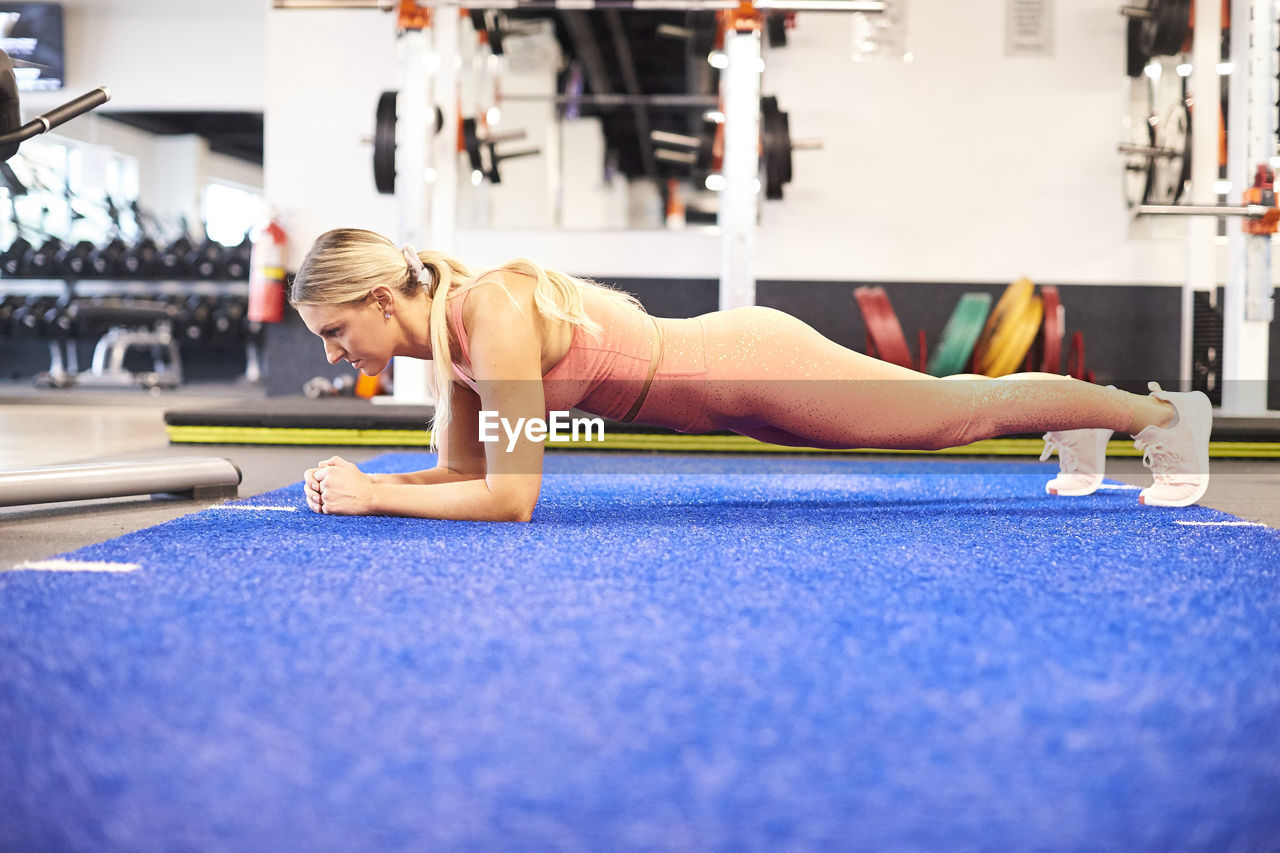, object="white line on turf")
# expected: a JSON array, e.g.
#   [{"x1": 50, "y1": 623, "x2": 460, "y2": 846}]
[
  {"x1": 6, "y1": 559, "x2": 141, "y2": 573},
  {"x1": 214, "y1": 505, "x2": 299, "y2": 512},
  {"x1": 1097, "y1": 484, "x2": 1142, "y2": 491},
  {"x1": 1175, "y1": 520, "x2": 1268, "y2": 527}
]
